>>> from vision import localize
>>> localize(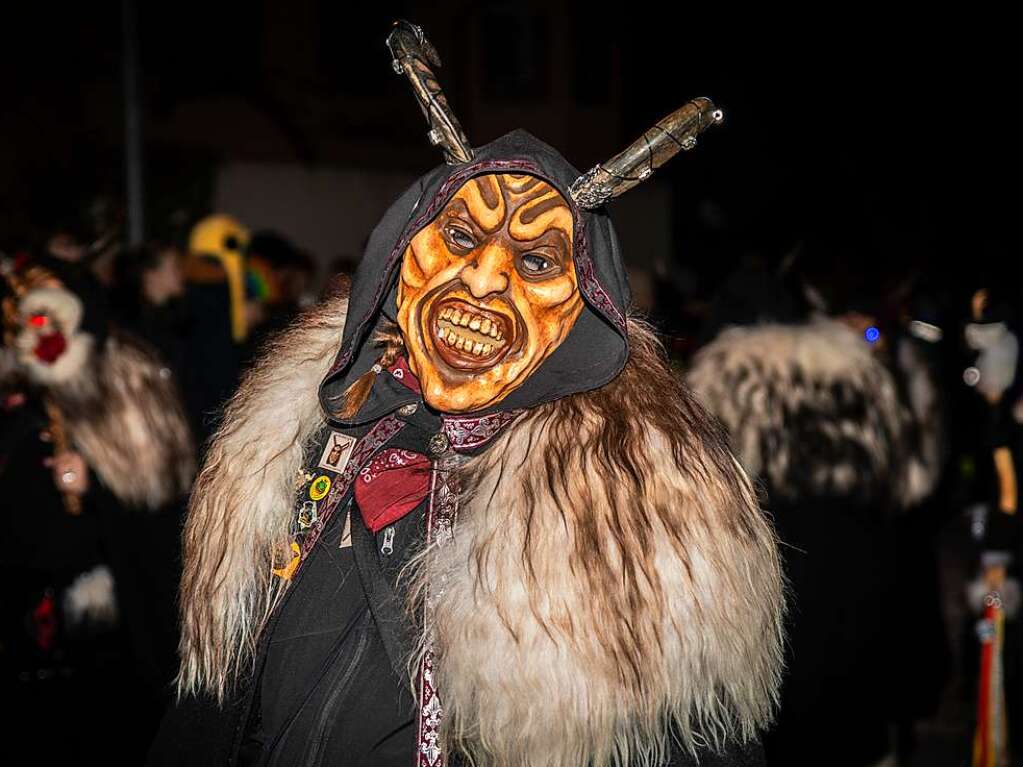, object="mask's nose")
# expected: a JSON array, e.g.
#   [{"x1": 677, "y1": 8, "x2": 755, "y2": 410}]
[{"x1": 461, "y1": 243, "x2": 510, "y2": 299}]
